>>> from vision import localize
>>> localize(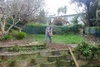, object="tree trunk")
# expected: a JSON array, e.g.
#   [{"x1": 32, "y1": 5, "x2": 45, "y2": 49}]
[
  {"x1": 86, "y1": 0, "x2": 91, "y2": 26},
  {"x1": 1, "y1": 26, "x2": 5, "y2": 36},
  {"x1": 0, "y1": 16, "x2": 7, "y2": 36},
  {"x1": 1, "y1": 25, "x2": 7, "y2": 36},
  {"x1": 0, "y1": 16, "x2": 20, "y2": 36}
]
